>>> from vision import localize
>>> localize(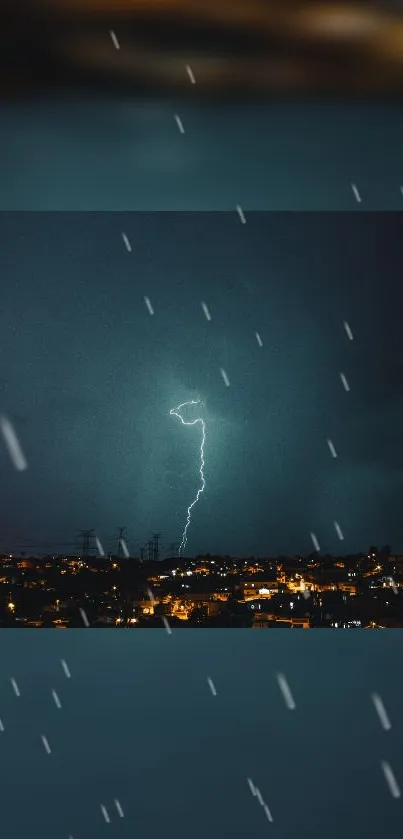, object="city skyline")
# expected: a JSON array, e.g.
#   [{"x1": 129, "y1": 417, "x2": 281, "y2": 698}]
[{"x1": 0, "y1": 543, "x2": 401, "y2": 629}]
